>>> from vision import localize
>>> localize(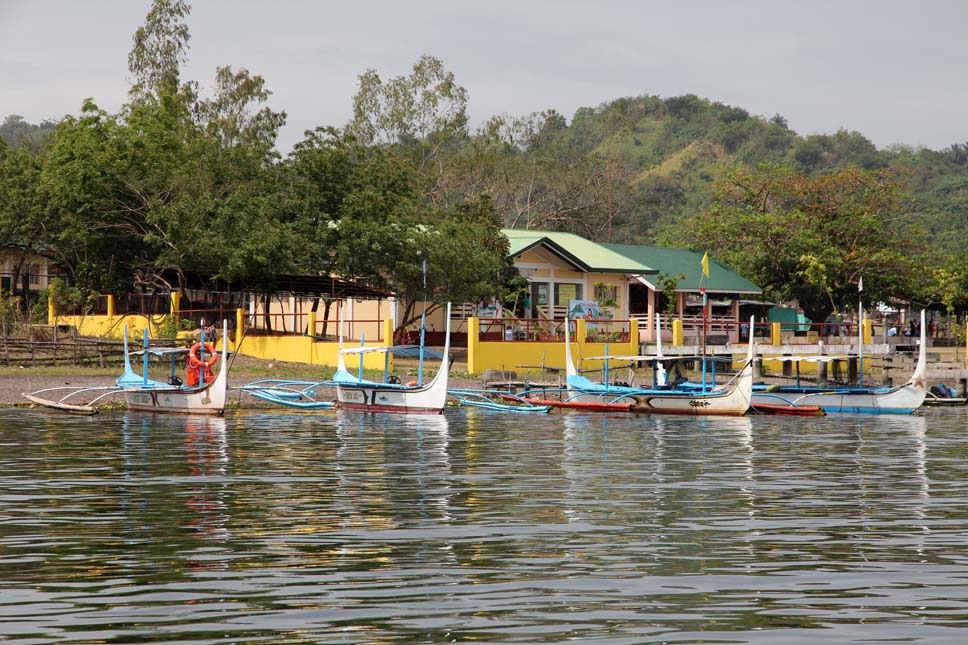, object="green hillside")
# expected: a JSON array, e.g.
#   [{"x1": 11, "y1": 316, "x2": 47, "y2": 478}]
[{"x1": 512, "y1": 92, "x2": 966, "y2": 257}]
